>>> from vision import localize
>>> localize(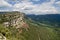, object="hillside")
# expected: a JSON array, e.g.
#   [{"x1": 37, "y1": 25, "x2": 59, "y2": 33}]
[
  {"x1": 26, "y1": 14, "x2": 60, "y2": 27},
  {"x1": 0, "y1": 12, "x2": 60, "y2": 40}
]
